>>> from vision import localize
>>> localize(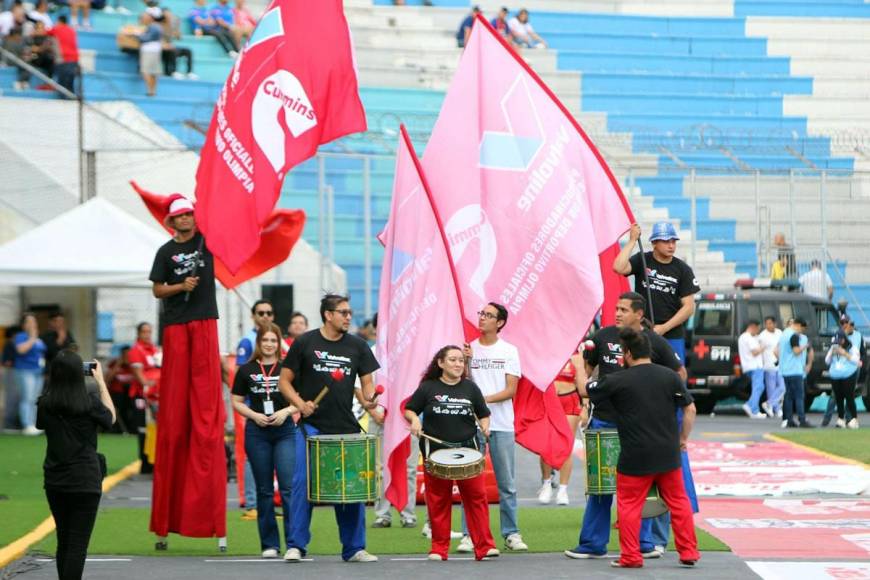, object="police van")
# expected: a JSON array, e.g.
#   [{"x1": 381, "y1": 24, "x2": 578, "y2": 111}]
[{"x1": 684, "y1": 282, "x2": 869, "y2": 413}]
